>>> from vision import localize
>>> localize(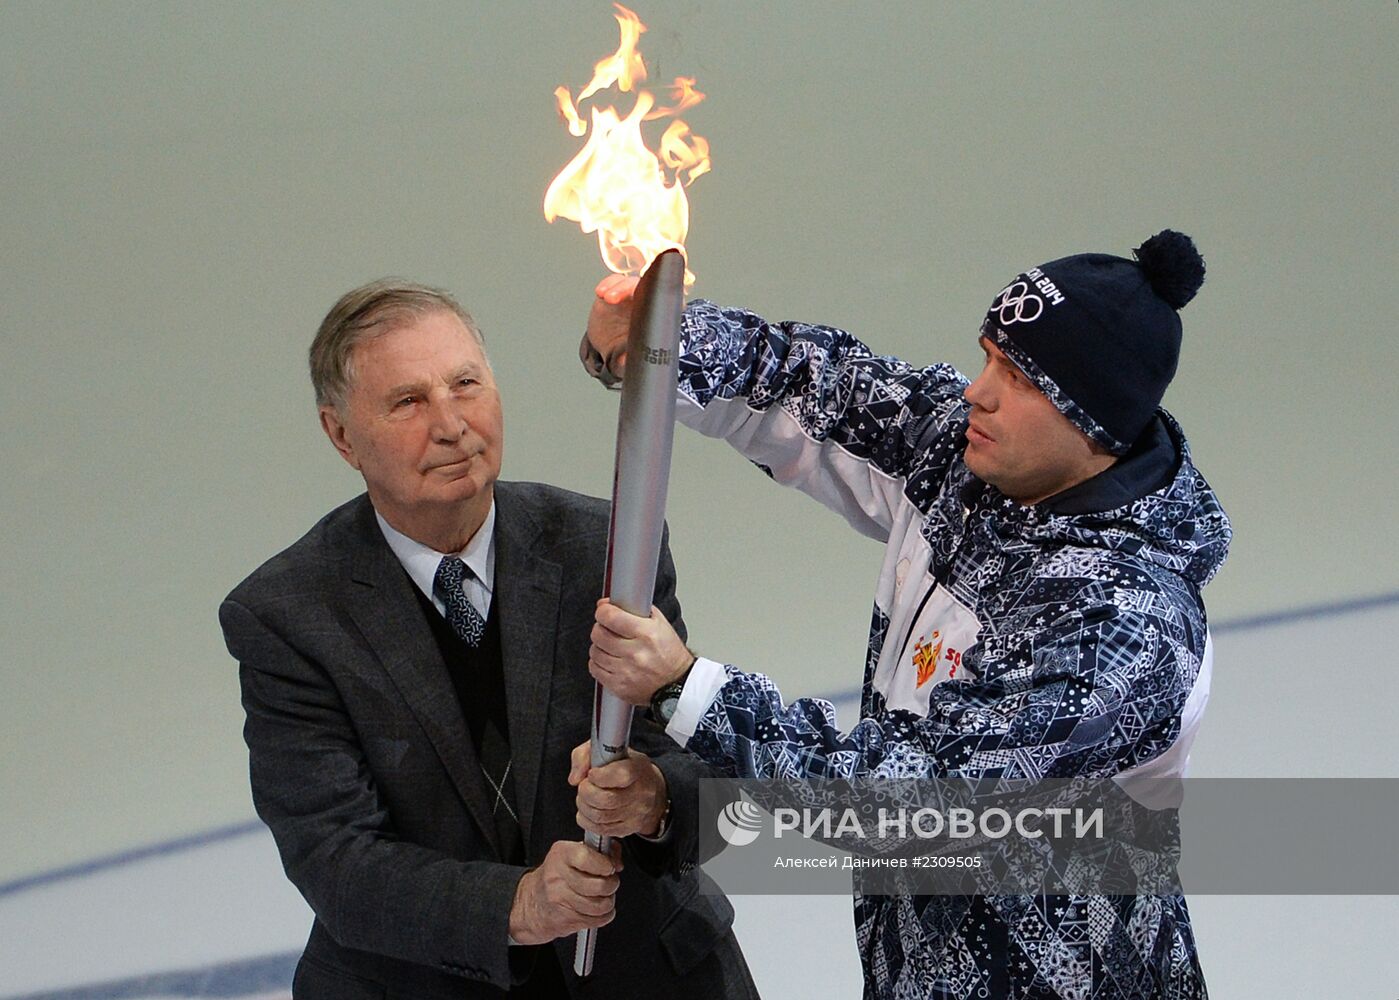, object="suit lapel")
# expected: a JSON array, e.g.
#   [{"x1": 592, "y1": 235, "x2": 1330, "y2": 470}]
[
  {"x1": 340, "y1": 498, "x2": 503, "y2": 857},
  {"x1": 493, "y1": 483, "x2": 563, "y2": 842}
]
